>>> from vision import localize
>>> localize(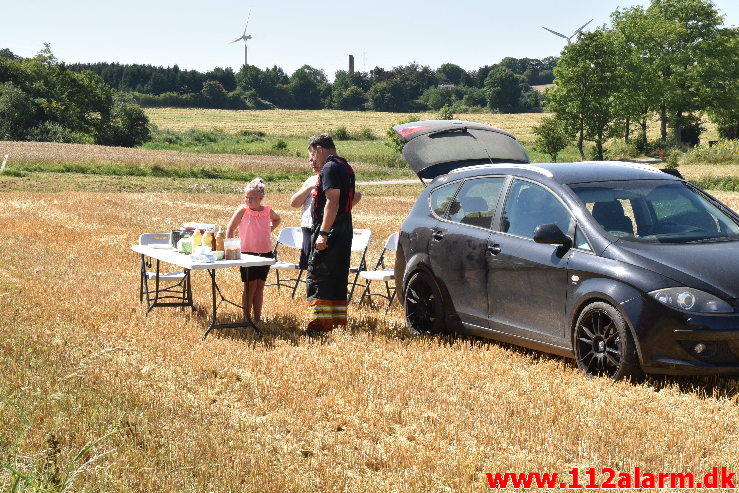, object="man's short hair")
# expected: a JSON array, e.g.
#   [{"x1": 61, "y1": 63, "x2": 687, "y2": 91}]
[{"x1": 308, "y1": 133, "x2": 336, "y2": 152}]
